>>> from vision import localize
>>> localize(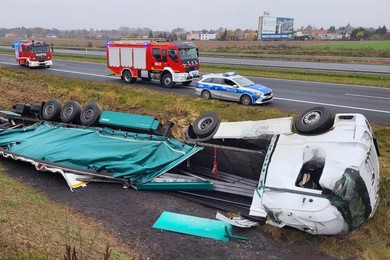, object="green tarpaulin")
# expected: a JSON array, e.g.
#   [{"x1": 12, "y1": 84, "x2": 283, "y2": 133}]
[{"x1": 0, "y1": 122, "x2": 202, "y2": 184}]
